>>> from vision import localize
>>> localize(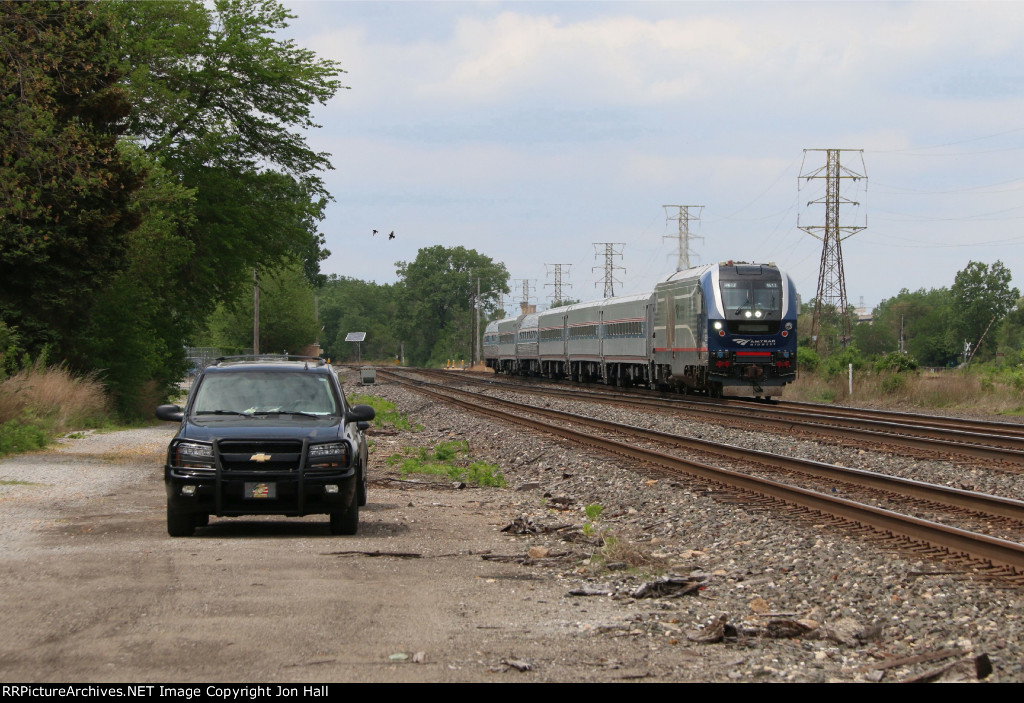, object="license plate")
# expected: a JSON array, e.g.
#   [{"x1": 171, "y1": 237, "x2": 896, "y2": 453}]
[{"x1": 245, "y1": 482, "x2": 276, "y2": 499}]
